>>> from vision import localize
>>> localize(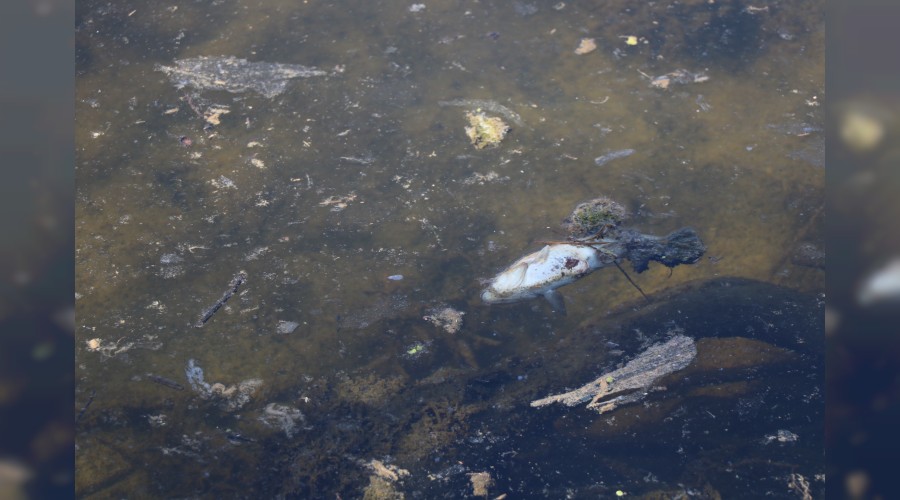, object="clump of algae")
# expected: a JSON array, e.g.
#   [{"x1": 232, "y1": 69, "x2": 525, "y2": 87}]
[
  {"x1": 562, "y1": 196, "x2": 627, "y2": 238},
  {"x1": 465, "y1": 111, "x2": 510, "y2": 149}
]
